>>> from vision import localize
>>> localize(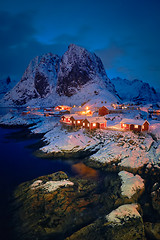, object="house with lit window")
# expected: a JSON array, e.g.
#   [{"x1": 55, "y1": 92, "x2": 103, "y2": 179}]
[
  {"x1": 120, "y1": 119, "x2": 149, "y2": 132},
  {"x1": 83, "y1": 117, "x2": 107, "y2": 130},
  {"x1": 98, "y1": 105, "x2": 122, "y2": 116},
  {"x1": 60, "y1": 115, "x2": 72, "y2": 125},
  {"x1": 54, "y1": 105, "x2": 72, "y2": 111},
  {"x1": 70, "y1": 115, "x2": 85, "y2": 127}
]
